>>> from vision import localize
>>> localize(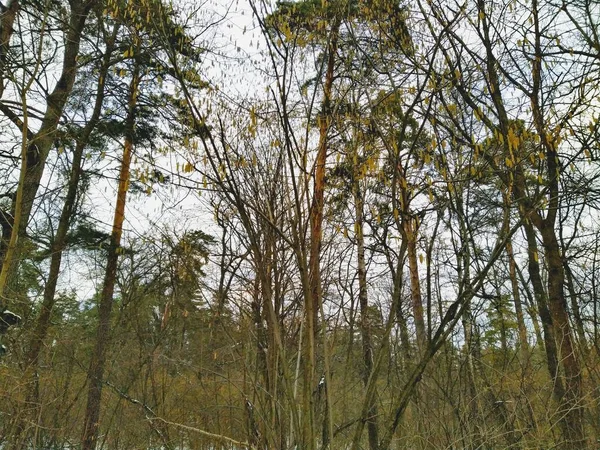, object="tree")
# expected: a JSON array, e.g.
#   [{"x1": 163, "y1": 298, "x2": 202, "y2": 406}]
[{"x1": 0, "y1": 0, "x2": 94, "y2": 300}]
